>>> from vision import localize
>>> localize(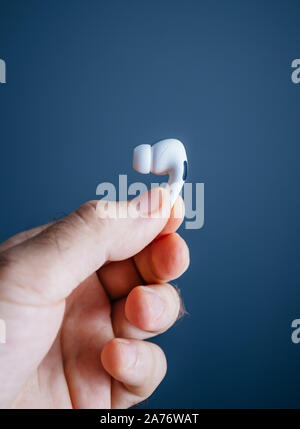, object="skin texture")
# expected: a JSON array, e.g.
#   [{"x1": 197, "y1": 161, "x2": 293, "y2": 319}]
[{"x1": 0, "y1": 188, "x2": 189, "y2": 409}]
